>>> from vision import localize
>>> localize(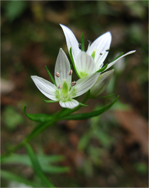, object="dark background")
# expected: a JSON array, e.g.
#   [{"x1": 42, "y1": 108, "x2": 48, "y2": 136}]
[{"x1": 1, "y1": 1, "x2": 148, "y2": 187}]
